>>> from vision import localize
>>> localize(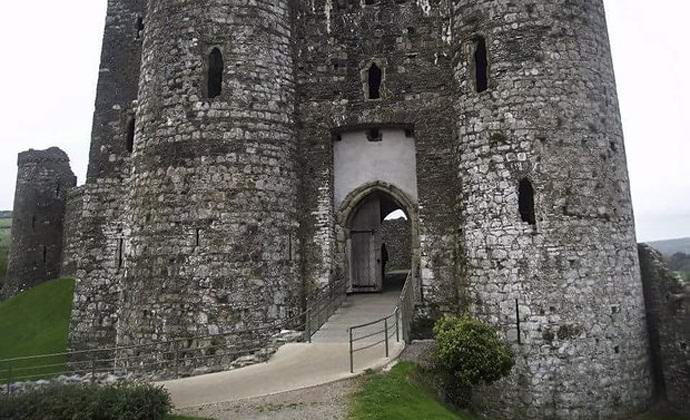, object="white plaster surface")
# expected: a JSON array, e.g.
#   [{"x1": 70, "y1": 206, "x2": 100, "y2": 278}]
[{"x1": 334, "y1": 129, "x2": 418, "y2": 208}]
